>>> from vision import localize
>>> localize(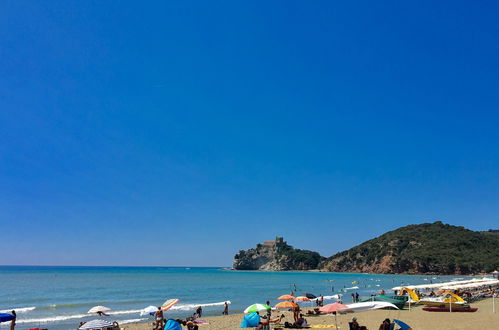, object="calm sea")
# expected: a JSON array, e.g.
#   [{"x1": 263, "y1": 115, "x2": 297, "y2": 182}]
[{"x1": 0, "y1": 266, "x2": 467, "y2": 329}]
